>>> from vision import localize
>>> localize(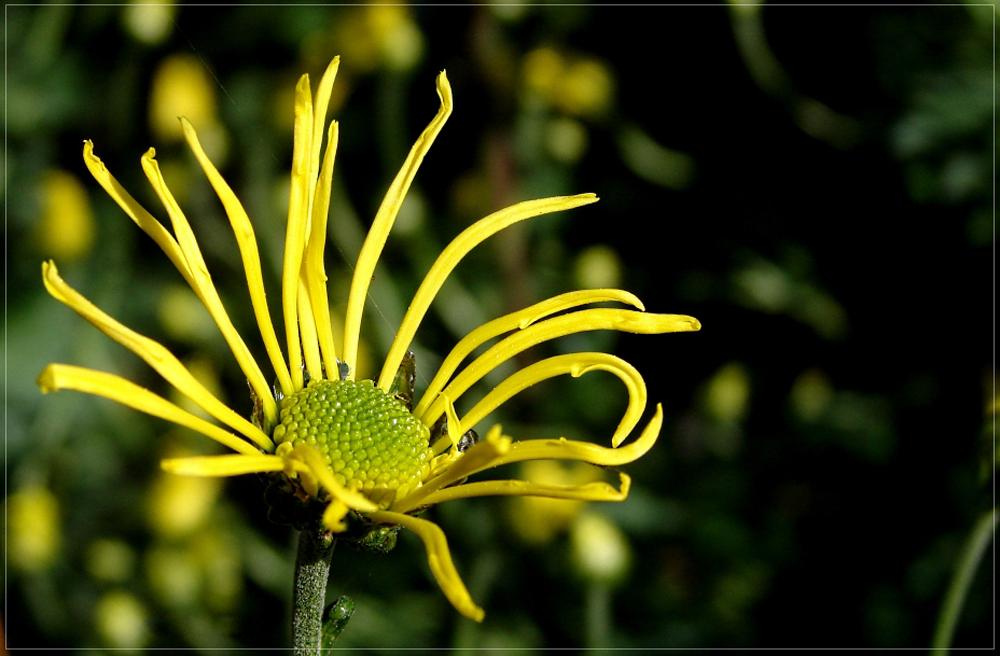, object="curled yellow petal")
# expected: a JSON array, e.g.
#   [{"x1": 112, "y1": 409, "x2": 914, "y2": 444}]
[
  {"x1": 487, "y1": 404, "x2": 664, "y2": 472},
  {"x1": 42, "y1": 261, "x2": 273, "y2": 451},
  {"x1": 180, "y1": 117, "x2": 294, "y2": 396},
  {"x1": 343, "y1": 71, "x2": 453, "y2": 378},
  {"x1": 39, "y1": 364, "x2": 259, "y2": 456},
  {"x1": 413, "y1": 289, "x2": 646, "y2": 418},
  {"x1": 289, "y1": 445, "x2": 379, "y2": 512},
  {"x1": 141, "y1": 148, "x2": 278, "y2": 427},
  {"x1": 378, "y1": 193, "x2": 599, "y2": 392},
  {"x1": 283, "y1": 74, "x2": 315, "y2": 391},
  {"x1": 394, "y1": 427, "x2": 511, "y2": 513},
  {"x1": 435, "y1": 352, "x2": 645, "y2": 453},
  {"x1": 367, "y1": 510, "x2": 484, "y2": 622},
  {"x1": 421, "y1": 310, "x2": 699, "y2": 426},
  {"x1": 411, "y1": 472, "x2": 631, "y2": 508},
  {"x1": 161, "y1": 454, "x2": 286, "y2": 476},
  {"x1": 304, "y1": 120, "x2": 340, "y2": 378}
]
